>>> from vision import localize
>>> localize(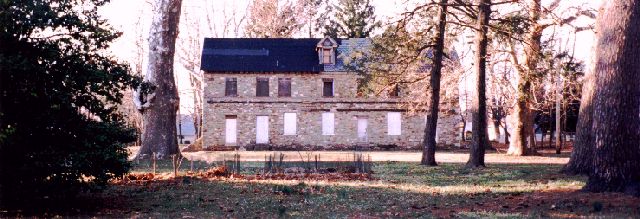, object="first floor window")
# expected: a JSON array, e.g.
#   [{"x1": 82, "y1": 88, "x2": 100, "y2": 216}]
[
  {"x1": 225, "y1": 115, "x2": 237, "y2": 145},
  {"x1": 283, "y1": 113, "x2": 297, "y2": 135},
  {"x1": 322, "y1": 112, "x2": 335, "y2": 135},
  {"x1": 387, "y1": 112, "x2": 402, "y2": 135}
]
